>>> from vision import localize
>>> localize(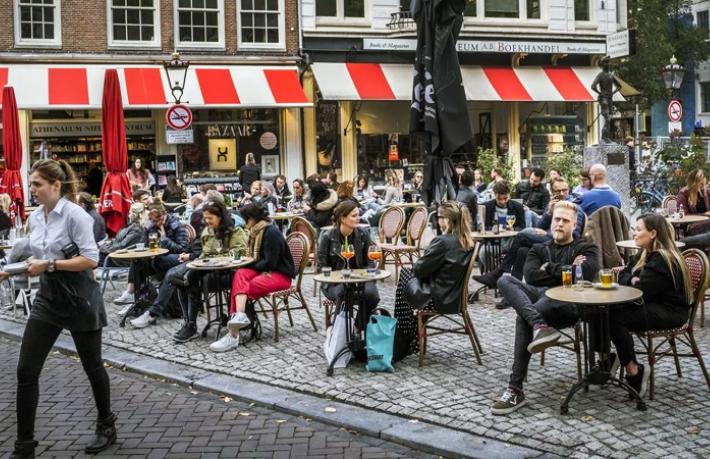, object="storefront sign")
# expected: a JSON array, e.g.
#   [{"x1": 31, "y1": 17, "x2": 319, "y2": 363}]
[
  {"x1": 166, "y1": 104, "x2": 193, "y2": 130},
  {"x1": 208, "y1": 138, "x2": 237, "y2": 171},
  {"x1": 363, "y1": 38, "x2": 607, "y2": 55},
  {"x1": 206, "y1": 124, "x2": 254, "y2": 138},
  {"x1": 606, "y1": 30, "x2": 634, "y2": 59},
  {"x1": 30, "y1": 120, "x2": 154, "y2": 138},
  {"x1": 166, "y1": 127, "x2": 194, "y2": 144}
]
